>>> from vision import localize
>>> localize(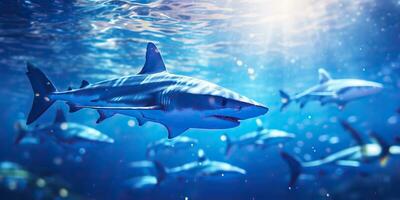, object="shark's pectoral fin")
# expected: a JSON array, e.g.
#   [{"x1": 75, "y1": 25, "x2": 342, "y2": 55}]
[
  {"x1": 165, "y1": 126, "x2": 188, "y2": 139},
  {"x1": 96, "y1": 110, "x2": 115, "y2": 124},
  {"x1": 66, "y1": 102, "x2": 82, "y2": 113},
  {"x1": 136, "y1": 117, "x2": 148, "y2": 126}
]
